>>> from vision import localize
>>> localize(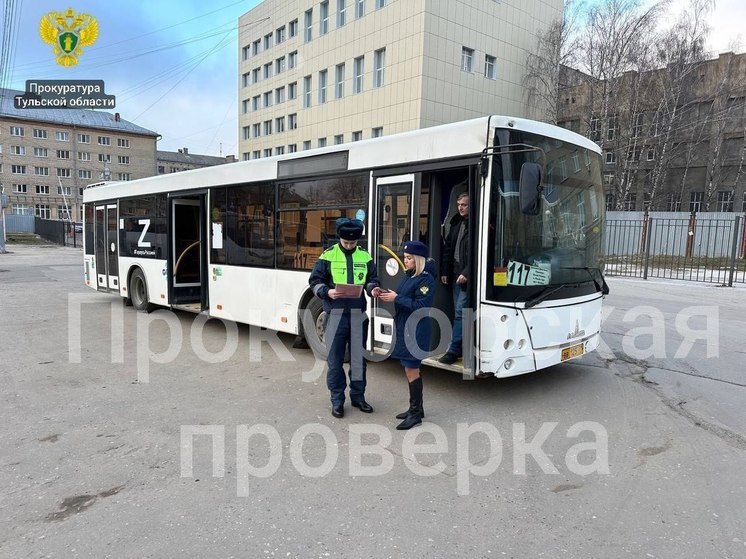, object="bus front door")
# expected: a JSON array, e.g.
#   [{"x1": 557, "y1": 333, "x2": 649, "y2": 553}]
[
  {"x1": 370, "y1": 174, "x2": 416, "y2": 355},
  {"x1": 94, "y1": 203, "x2": 119, "y2": 292},
  {"x1": 170, "y1": 197, "x2": 205, "y2": 307}
]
